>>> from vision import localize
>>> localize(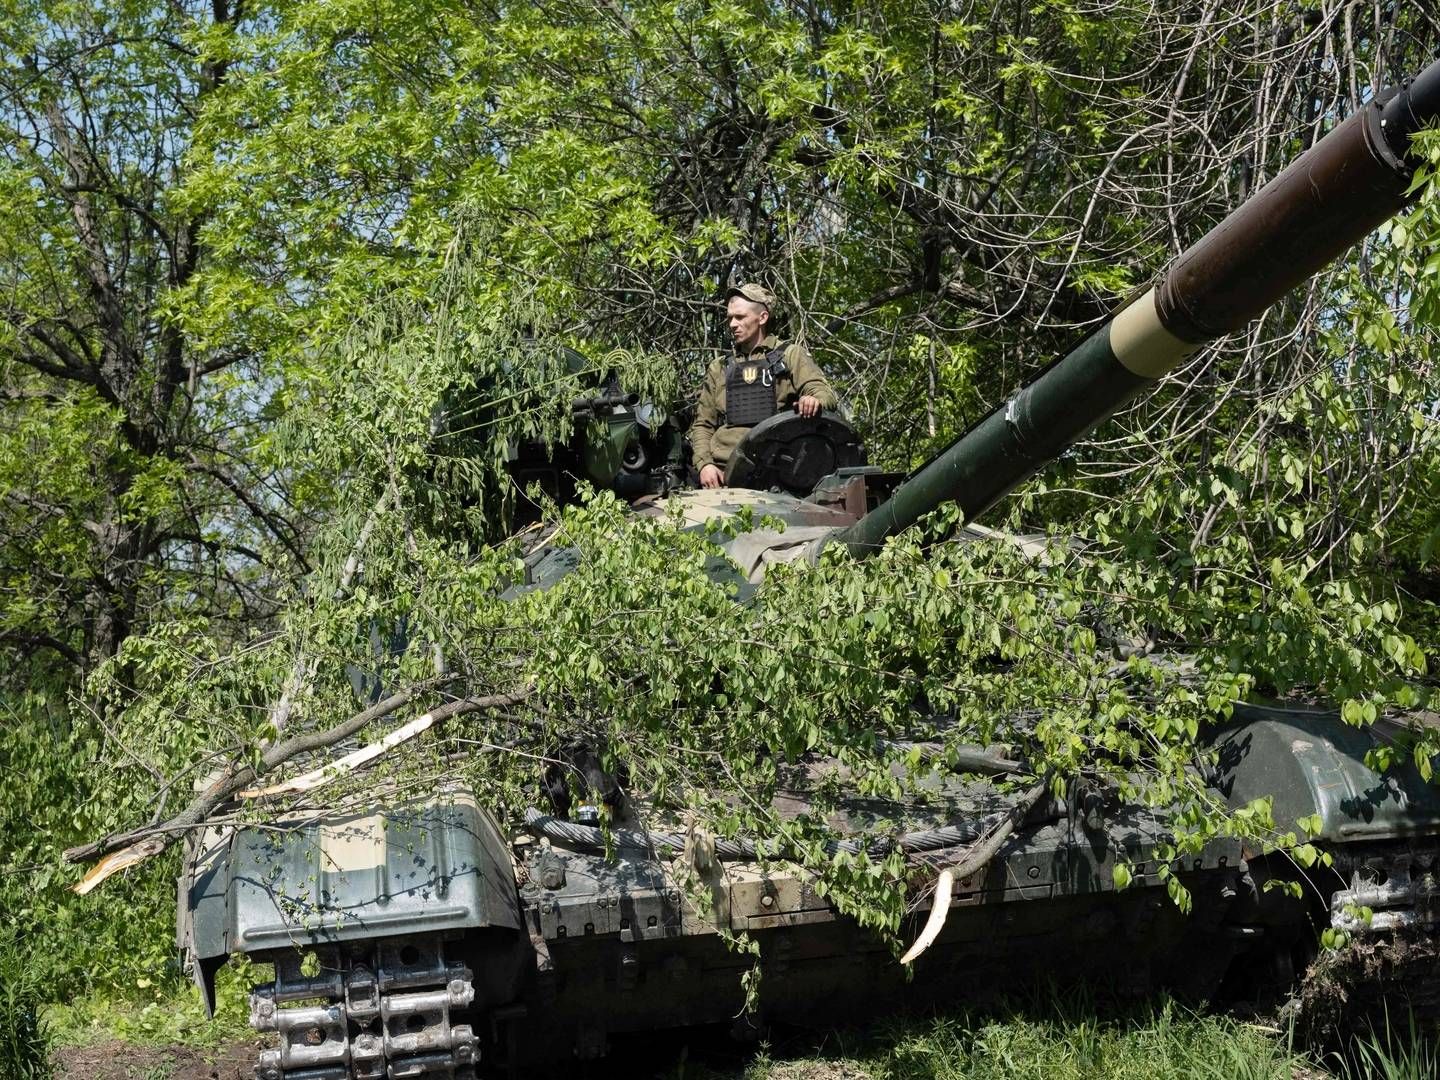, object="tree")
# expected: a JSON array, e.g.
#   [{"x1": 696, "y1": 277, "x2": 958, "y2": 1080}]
[
  {"x1": 0, "y1": 0, "x2": 309, "y2": 695},
  {"x1": 180, "y1": 0, "x2": 1437, "y2": 447}
]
